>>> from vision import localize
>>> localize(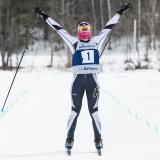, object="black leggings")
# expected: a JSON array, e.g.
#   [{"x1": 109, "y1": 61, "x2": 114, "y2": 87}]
[{"x1": 67, "y1": 74, "x2": 101, "y2": 139}]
